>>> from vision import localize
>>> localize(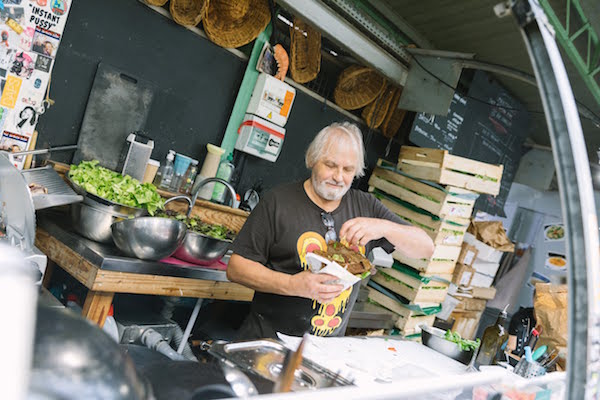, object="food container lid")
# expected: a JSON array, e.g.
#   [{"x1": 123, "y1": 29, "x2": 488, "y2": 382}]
[{"x1": 147, "y1": 159, "x2": 160, "y2": 167}]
